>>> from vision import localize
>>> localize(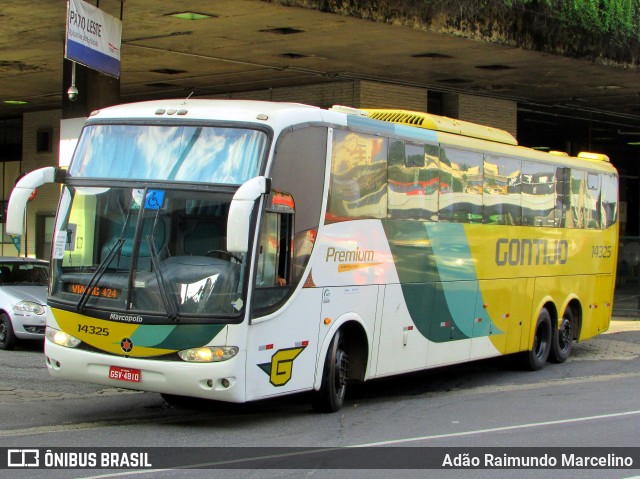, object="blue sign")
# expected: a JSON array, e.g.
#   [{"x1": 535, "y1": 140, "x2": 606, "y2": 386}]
[{"x1": 144, "y1": 190, "x2": 165, "y2": 210}]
